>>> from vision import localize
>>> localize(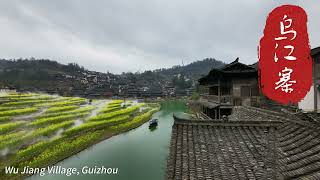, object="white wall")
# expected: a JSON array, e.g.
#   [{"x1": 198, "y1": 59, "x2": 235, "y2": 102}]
[{"x1": 298, "y1": 84, "x2": 320, "y2": 112}]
